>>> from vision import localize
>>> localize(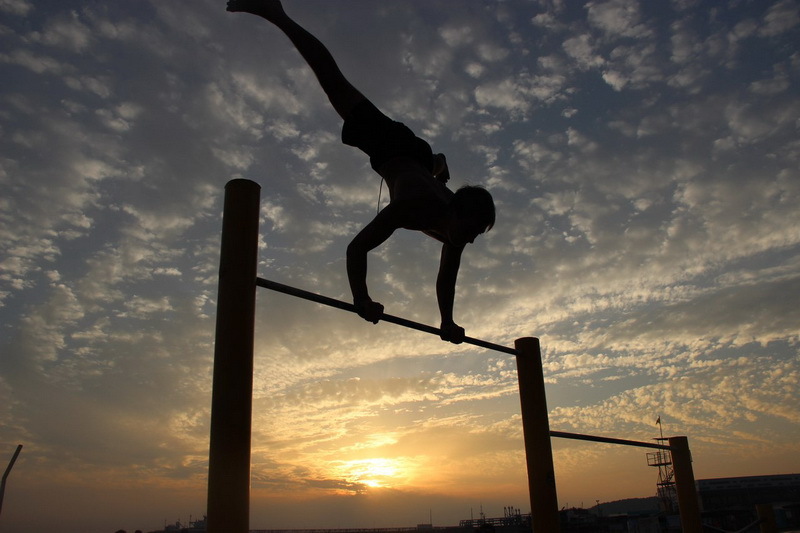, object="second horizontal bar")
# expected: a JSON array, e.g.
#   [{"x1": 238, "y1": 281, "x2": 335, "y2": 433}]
[{"x1": 550, "y1": 430, "x2": 671, "y2": 450}]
